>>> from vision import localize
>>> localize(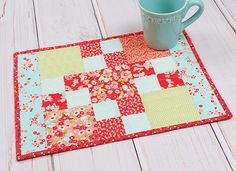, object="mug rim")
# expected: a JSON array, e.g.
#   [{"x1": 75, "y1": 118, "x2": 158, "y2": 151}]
[{"x1": 138, "y1": 0, "x2": 187, "y2": 16}]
